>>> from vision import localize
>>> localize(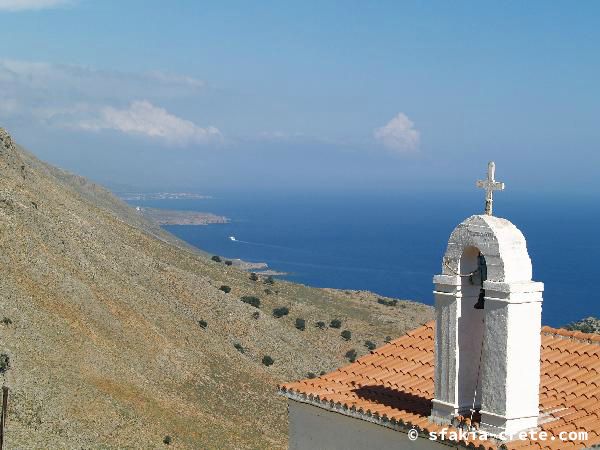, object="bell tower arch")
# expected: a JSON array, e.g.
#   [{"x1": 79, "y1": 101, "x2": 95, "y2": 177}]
[{"x1": 456, "y1": 245, "x2": 486, "y2": 414}]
